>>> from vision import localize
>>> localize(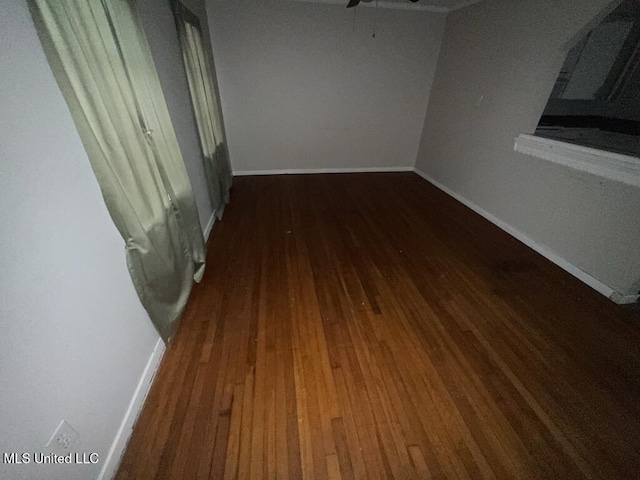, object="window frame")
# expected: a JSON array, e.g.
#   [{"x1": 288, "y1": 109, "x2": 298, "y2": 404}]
[{"x1": 514, "y1": 134, "x2": 640, "y2": 187}]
